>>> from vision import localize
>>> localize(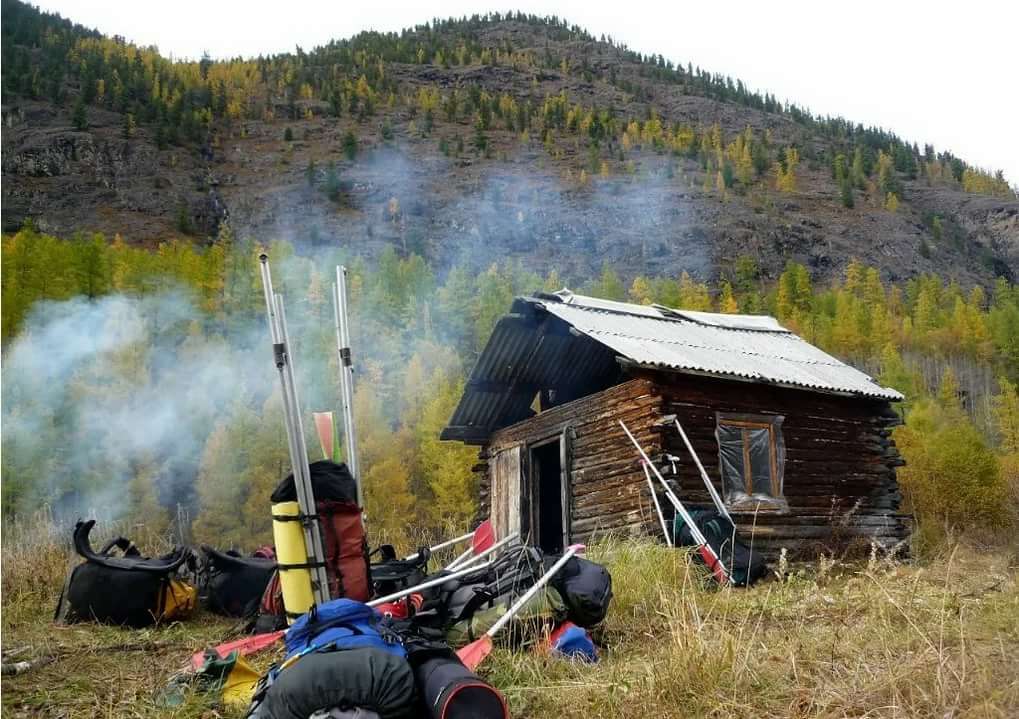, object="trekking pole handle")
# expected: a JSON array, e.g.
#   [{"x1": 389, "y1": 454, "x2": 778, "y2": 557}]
[
  {"x1": 368, "y1": 560, "x2": 493, "y2": 607},
  {"x1": 485, "y1": 544, "x2": 585, "y2": 639}
]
